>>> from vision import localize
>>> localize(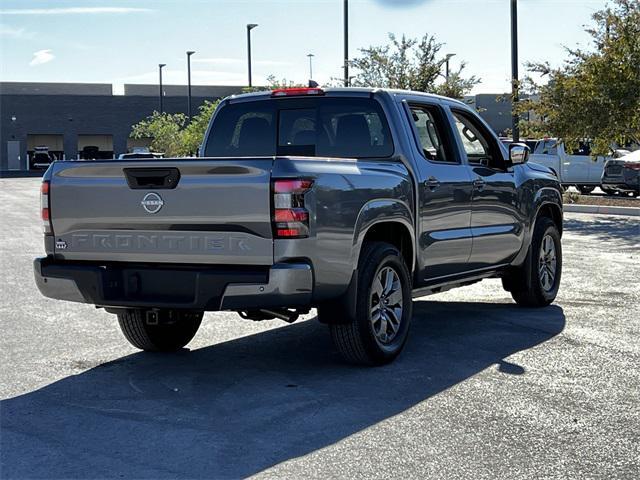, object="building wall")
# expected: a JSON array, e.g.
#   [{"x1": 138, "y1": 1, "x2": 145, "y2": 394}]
[
  {"x1": 1, "y1": 82, "x2": 244, "y2": 171},
  {"x1": 474, "y1": 94, "x2": 513, "y2": 136},
  {"x1": 1, "y1": 82, "x2": 113, "y2": 96}
]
